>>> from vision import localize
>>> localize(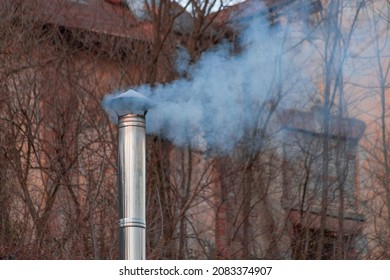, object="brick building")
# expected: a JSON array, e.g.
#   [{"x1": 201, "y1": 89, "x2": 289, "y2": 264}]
[{"x1": 278, "y1": 106, "x2": 366, "y2": 259}]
